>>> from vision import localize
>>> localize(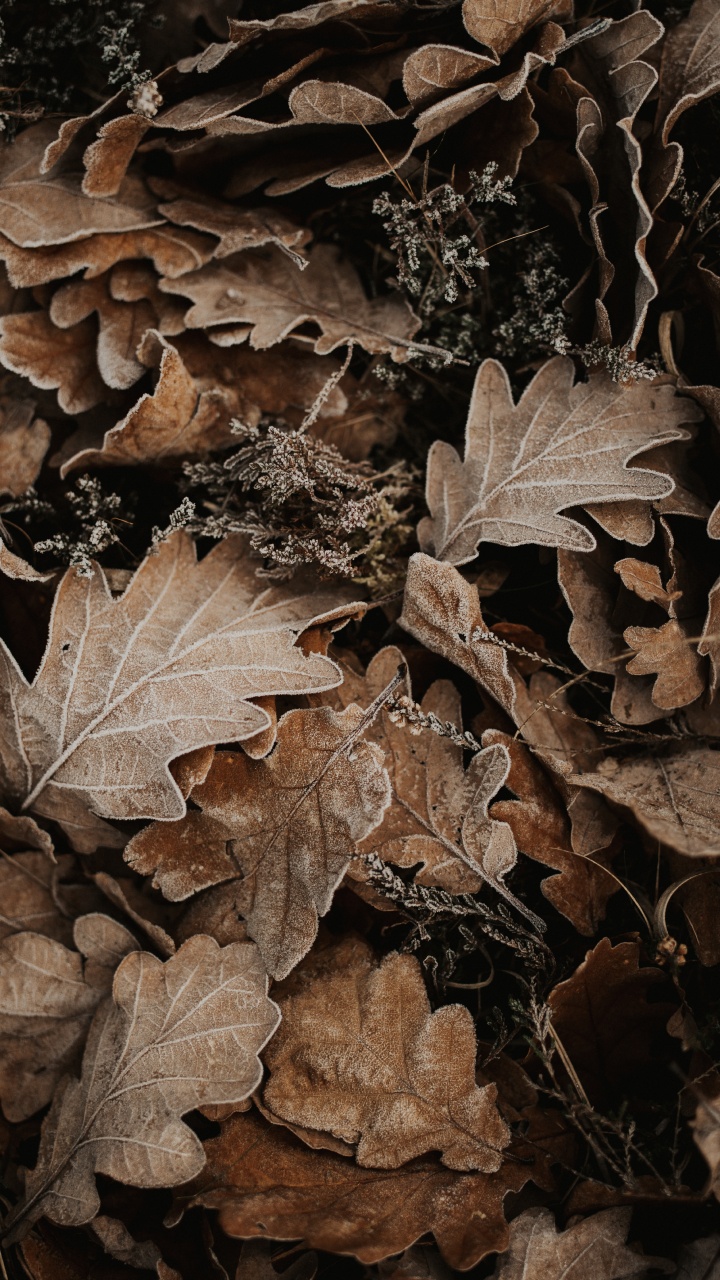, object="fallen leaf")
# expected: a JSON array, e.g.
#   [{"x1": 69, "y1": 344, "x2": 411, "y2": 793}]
[
  {"x1": 692, "y1": 1089, "x2": 720, "y2": 1202},
  {"x1": 0, "y1": 530, "x2": 358, "y2": 849},
  {"x1": 0, "y1": 311, "x2": 106, "y2": 415},
  {"x1": 490, "y1": 1205, "x2": 673, "y2": 1278},
  {"x1": 262, "y1": 936, "x2": 510, "y2": 1170},
  {"x1": 419, "y1": 356, "x2": 700, "y2": 564},
  {"x1": 233, "y1": 1240, "x2": 318, "y2": 1280},
  {"x1": 160, "y1": 243, "x2": 422, "y2": 360},
  {"x1": 125, "y1": 704, "x2": 391, "y2": 979},
  {"x1": 7, "y1": 935, "x2": 279, "y2": 1236},
  {"x1": 158, "y1": 193, "x2": 311, "y2": 264},
  {"x1": 0, "y1": 223, "x2": 215, "y2": 288},
  {"x1": 656, "y1": 0, "x2": 720, "y2": 145},
  {"x1": 0, "y1": 913, "x2": 138, "y2": 1121},
  {"x1": 178, "y1": 1108, "x2": 542, "y2": 1269},
  {"x1": 0, "y1": 849, "x2": 74, "y2": 945},
  {"x1": 402, "y1": 45, "x2": 497, "y2": 107},
  {"x1": 91, "y1": 1215, "x2": 182, "y2": 1279},
  {"x1": 462, "y1": 0, "x2": 571, "y2": 57},
  {"x1": 567, "y1": 748, "x2": 720, "y2": 857},
  {"x1": 548, "y1": 938, "x2": 677, "y2": 1106},
  {"x1": 0, "y1": 392, "x2": 50, "y2": 497},
  {"x1": 49, "y1": 271, "x2": 156, "y2": 391}
]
